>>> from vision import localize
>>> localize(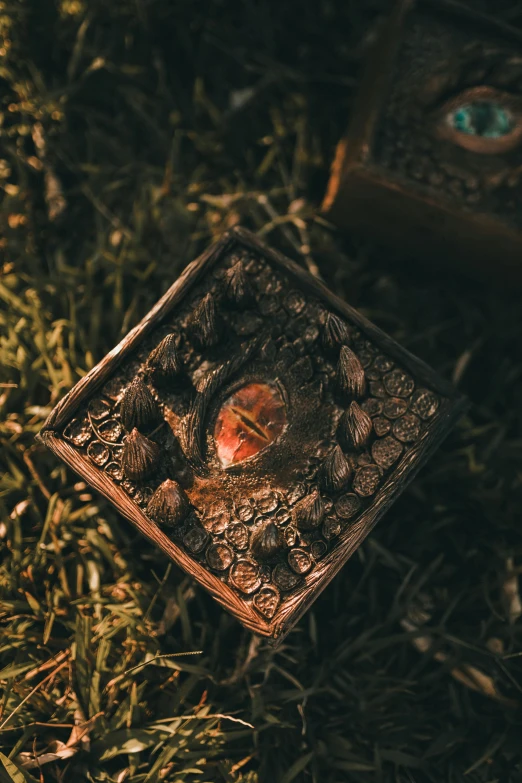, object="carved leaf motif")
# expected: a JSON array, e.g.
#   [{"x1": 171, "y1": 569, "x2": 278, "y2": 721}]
[
  {"x1": 318, "y1": 445, "x2": 352, "y2": 493},
  {"x1": 120, "y1": 378, "x2": 160, "y2": 432},
  {"x1": 146, "y1": 478, "x2": 190, "y2": 527},
  {"x1": 338, "y1": 401, "x2": 373, "y2": 450},
  {"x1": 294, "y1": 490, "x2": 324, "y2": 531},
  {"x1": 251, "y1": 520, "x2": 285, "y2": 562},
  {"x1": 147, "y1": 334, "x2": 184, "y2": 386},
  {"x1": 322, "y1": 312, "x2": 351, "y2": 352},
  {"x1": 222, "y1": 261, "x2": 254, "y2": 309},
  {"x1": 121, "y1": 428, "x2": 161, "y2": 481},
  {"x1": 336, "y1": 346, "x2": 366, "y2": 399},
  {"x1": 188, "y1": 293, "x2": 223, "y2": 349}
]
